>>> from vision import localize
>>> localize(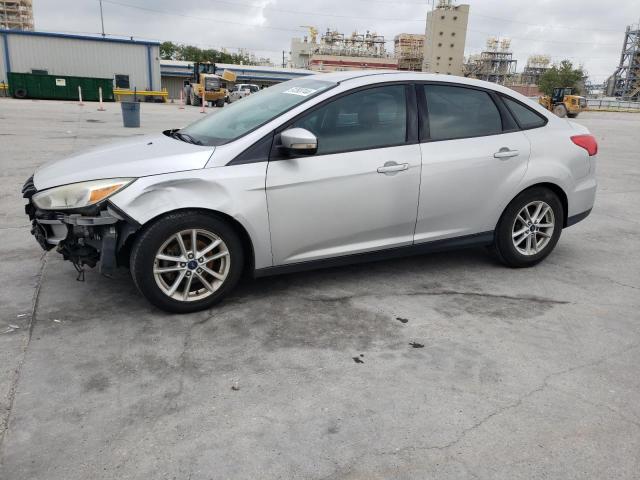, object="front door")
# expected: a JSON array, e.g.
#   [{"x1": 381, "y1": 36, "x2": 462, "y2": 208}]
[{"x1": 266, "y1": 84, "x2": 422, "y2": 266}]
